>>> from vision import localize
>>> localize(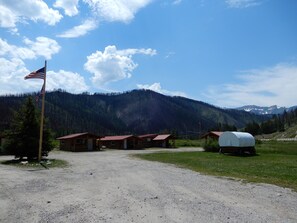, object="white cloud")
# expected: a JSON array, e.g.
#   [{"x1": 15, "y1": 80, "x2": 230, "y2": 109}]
[
  {"x1": 54, "y1": 0, "x2": 79, "y2": 16},
  {"x1": 23, "y1": 37, "x2": 61, "y2": 60},
  {"x1": 0, "y1": 37, "x2": 82, "y2": 95},
  {"x1": 0, "y1": 0, "x2": 62, "y2": 30},
  {"x1": 85, "y1": 45, "x2": 156, "y2": 87},
  {"x1": 204, "y1": 63, "x2": 297, "y2": 107},
  {"x1": 225, "y1": 0, "x2": 262, "y2": 8},
  {"x1": 83, "y1": 0, "x2": 153, "y2": 23},
  {"x1": 137, "y1": 82, "x2": 187, "y2": 97},
  {"x1": 0, "y1": 57, "x2": 42, "y2": 94},
  {"x1": 0, "y1": 38, "x2": 34, "y2": 59},
  {"x1": 0, "y1": 57, "x2": 88, "y2": 95},
  {"x1": 56, "y1": 0, "x2": 155, "y2": 38},
  {"x1": 47, "y1": 70, "x2": 89, "y2": 93},
  {"x1": 0, "y1": 37, "x2": 60, "y2": 60},
  {"x1": 0, "y1": 5, "x2": 18, "y2": 29},
  {"x1": 172, "y1": 0, "x2": 182, "y2": 5},
  {"x1": 165, "y1": 51, "x2": 175, "y2": 59},
  {"x1": 57, "y1": 19, "x2": 98, "y2": 38},
  {"x1": 117, "y1": 48, "x2": 157, "y2": 56}
]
